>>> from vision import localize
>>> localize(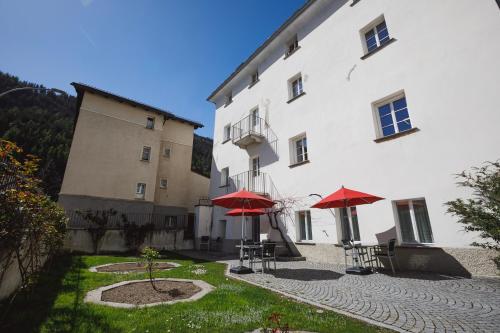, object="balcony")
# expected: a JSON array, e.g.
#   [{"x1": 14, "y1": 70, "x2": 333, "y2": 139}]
[
  {"x1": 227, "y1": 170, "x2": 280, "y2": 203},
  {"x1": 232, "y1": 114, "x2": 267, "y2": 148}
]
